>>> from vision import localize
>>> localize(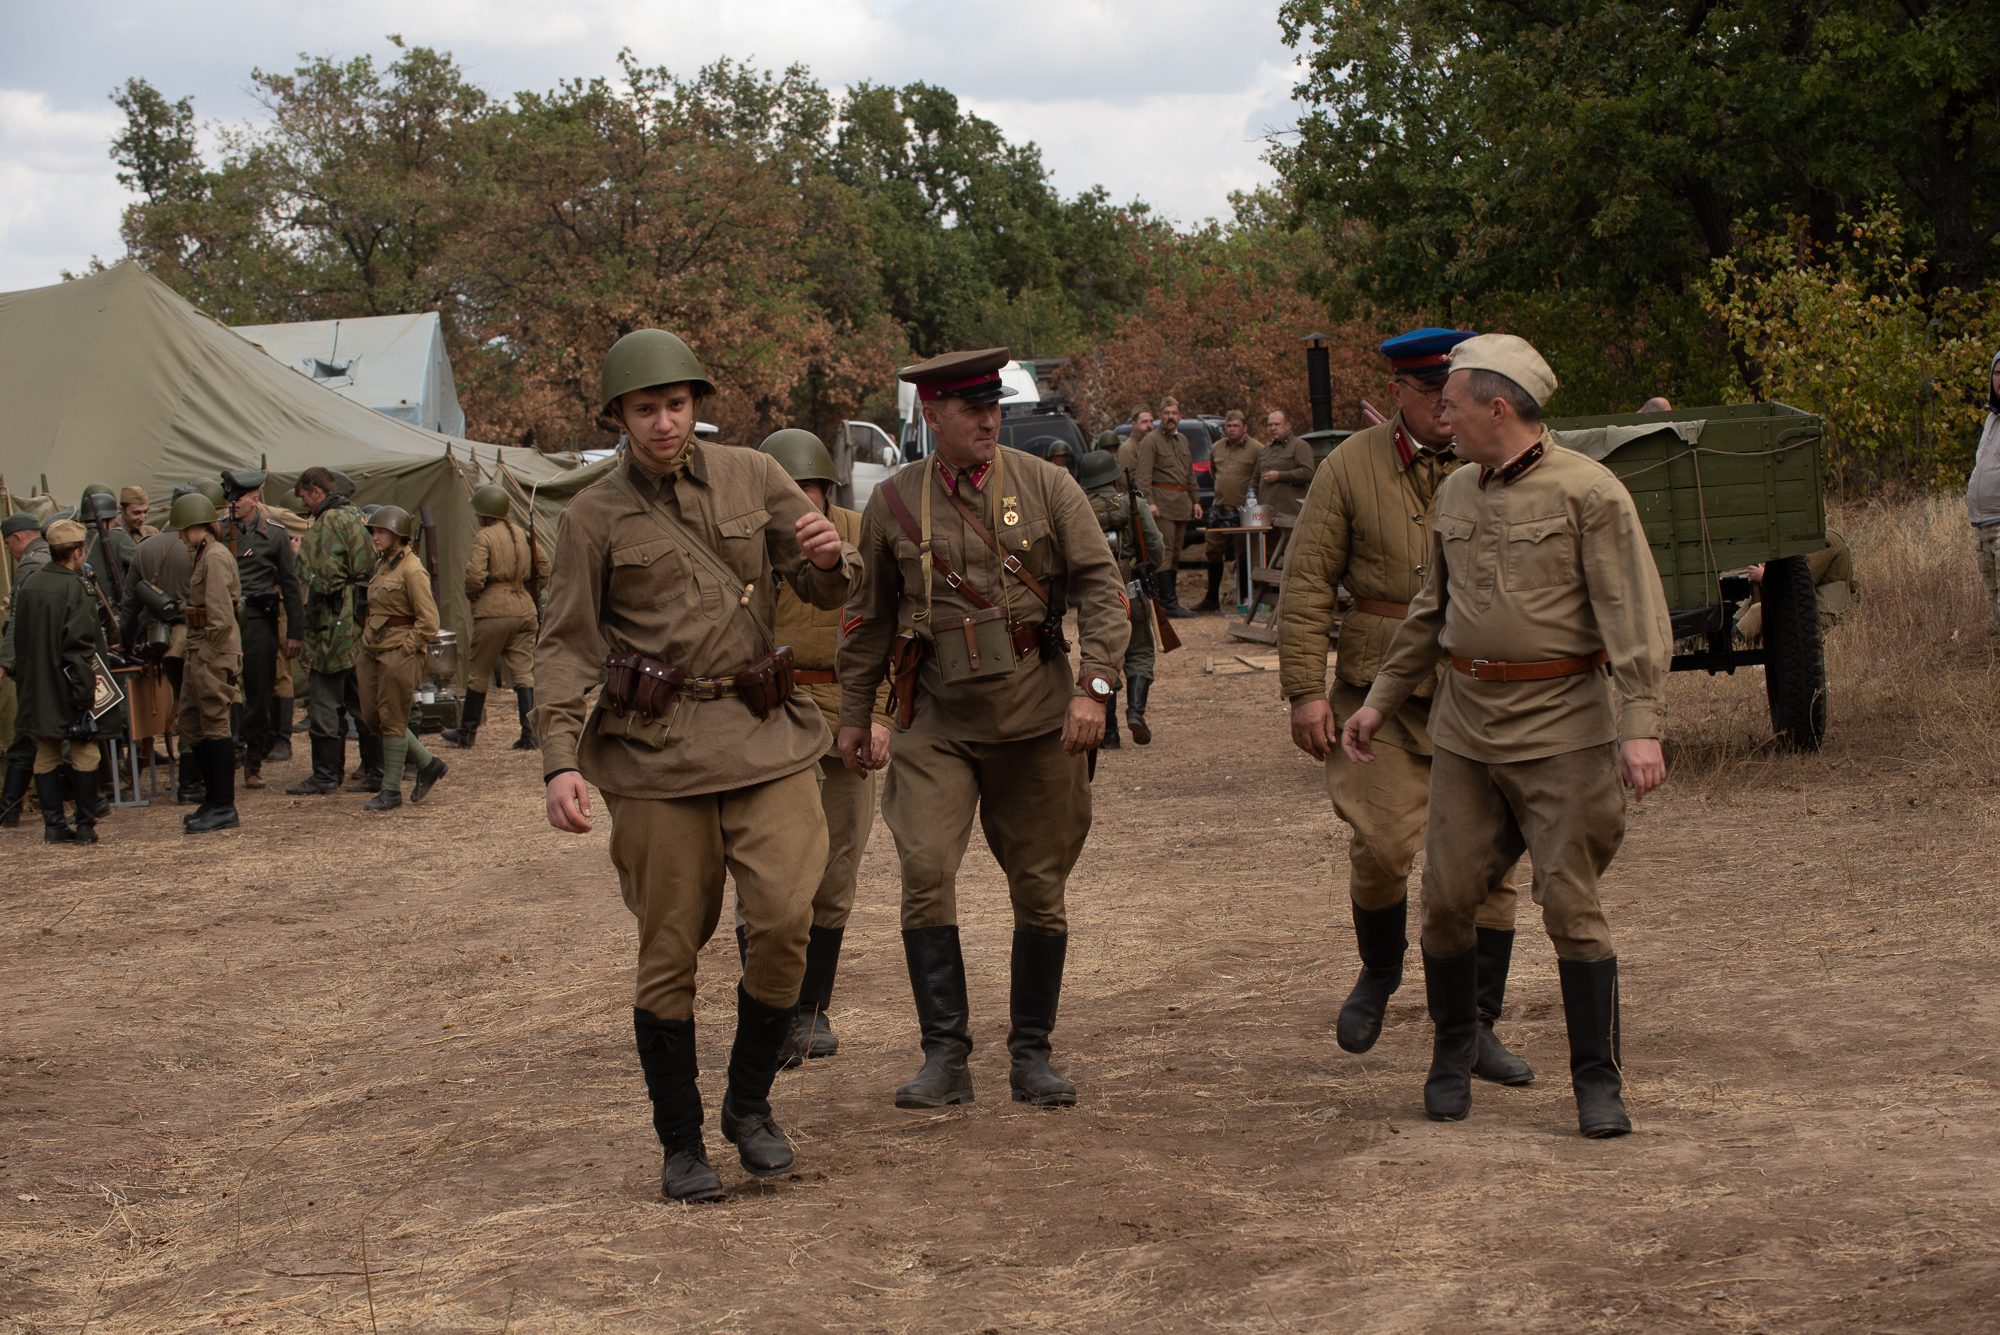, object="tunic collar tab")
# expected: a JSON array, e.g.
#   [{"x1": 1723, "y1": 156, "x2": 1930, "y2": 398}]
[
  {"x1": 1478, "y1": 435, "x2": 1546, "y2": 490},
  {"x1": 937, "y1": 457, "x2": 993, "y2": 494}
]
